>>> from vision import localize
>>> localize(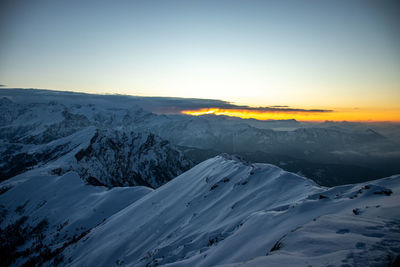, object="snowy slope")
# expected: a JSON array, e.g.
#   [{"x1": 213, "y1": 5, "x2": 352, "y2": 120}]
[
  {"x1": 59, "y1": 155, "x2": 400, "y2": 267},
  {"x1": 224, "y1": 213, "x2": 400, "y2": 266},
  {"x1": 0, "y1": 169, "x2": 152, "y2": 266},
  {"x1": 0, "y1": 127, "x2": 96, "y2": 181}
]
